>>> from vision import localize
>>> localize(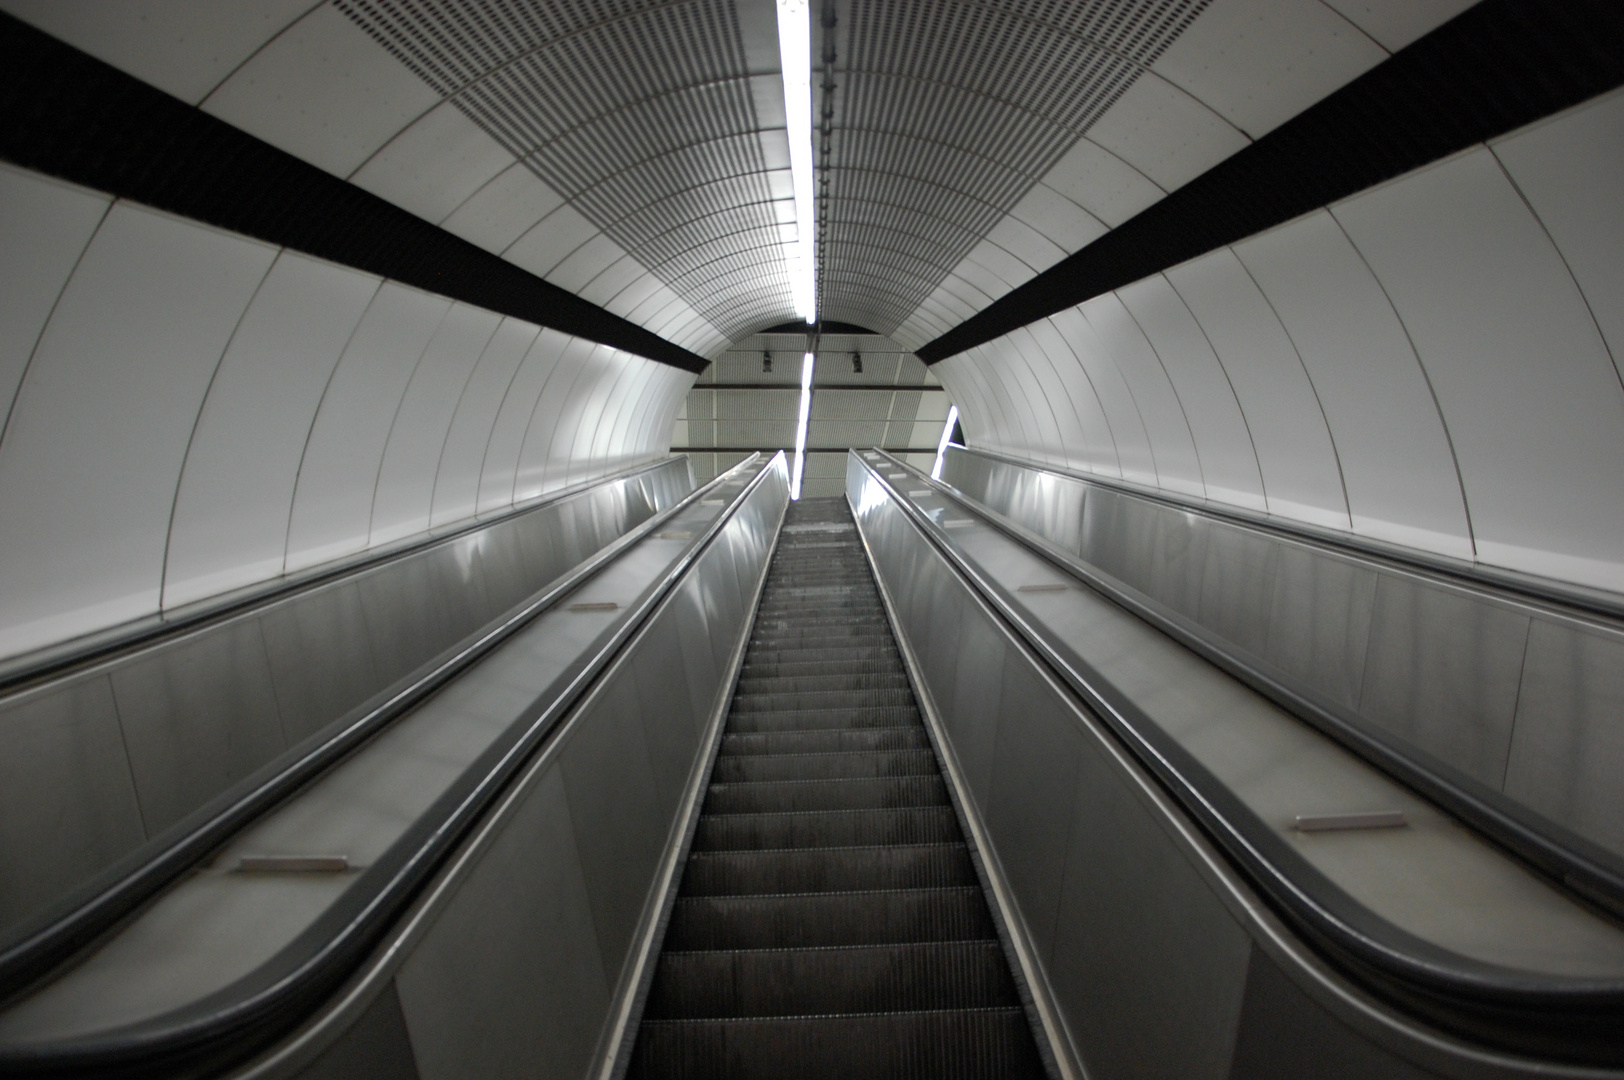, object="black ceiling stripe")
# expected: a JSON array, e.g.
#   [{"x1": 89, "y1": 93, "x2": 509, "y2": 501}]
[
  {"x1": 916, "y1": 0, "x2": 1624, "y2": 365},
  {"x1": 0, "y1": 13, "x2": 710, "y2": 375}
]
